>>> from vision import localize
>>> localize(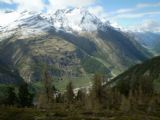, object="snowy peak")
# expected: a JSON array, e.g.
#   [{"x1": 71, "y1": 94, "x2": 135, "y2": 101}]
[
  {"x1": 46, "y1": 8, "x2": 107, "y2": 32},
  {"x1": 0, "y1": 10, "x2": 52, "y2": 40},
  {"x1": 0, "y1": 8, "x2": 110, "y2": 36},
  {"x1": 4, "y1": 11, "x2": 51, "y2": 31}
]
